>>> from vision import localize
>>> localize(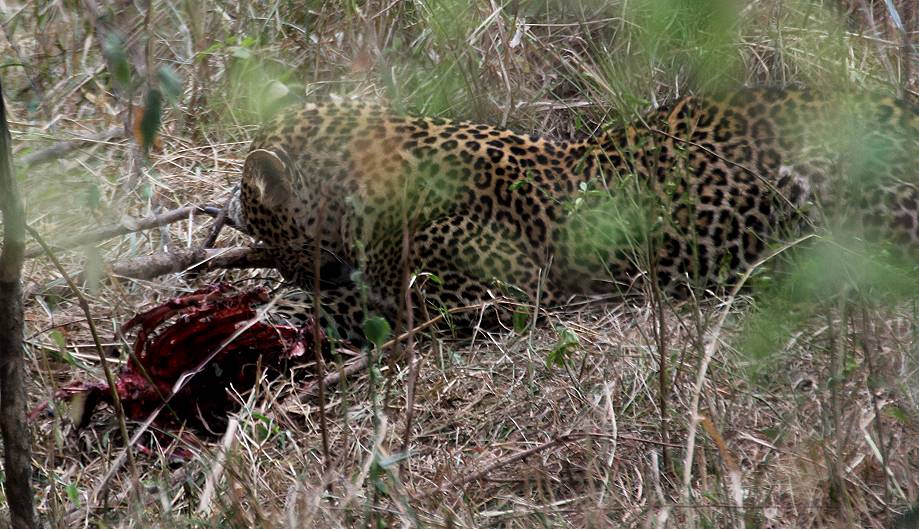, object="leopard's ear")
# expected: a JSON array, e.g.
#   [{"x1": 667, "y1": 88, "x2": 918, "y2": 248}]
[{"x1": 243, "y1": 149, "x2": 291, "y2": 208}]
